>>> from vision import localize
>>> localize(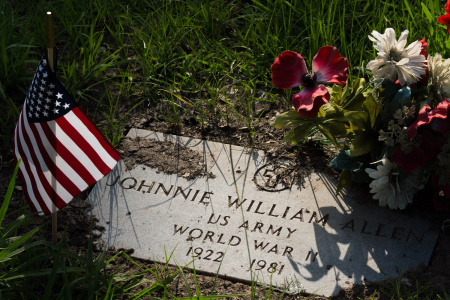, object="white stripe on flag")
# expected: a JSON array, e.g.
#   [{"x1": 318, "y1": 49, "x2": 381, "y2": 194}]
[
  {"x1": 65, "y1": 110, "x2": 118, "y2": 169},
  {"x1": 22, "y1": 118, "x2": 73, "y2": 202},
  {"x1": 46, "y1": 119, "x2": 104, "y2": 180},
  {"x1": 17, "y1": 110, "x2": 57, "y2": 213},
  {"x1": 14, "y1": 116, "x2": 42, "y2": 213},
  {"x1": 34, "y1": 123, "x2": 89, "y2": 191}
]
